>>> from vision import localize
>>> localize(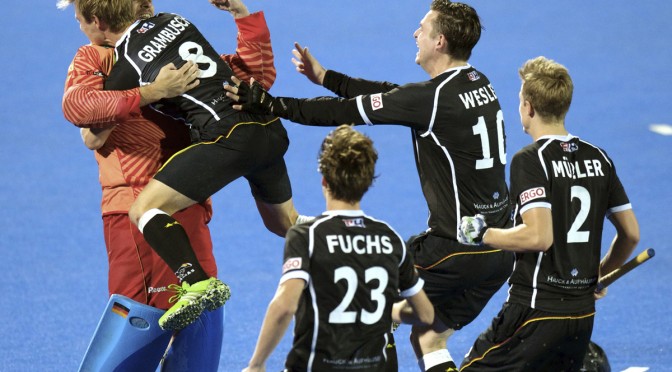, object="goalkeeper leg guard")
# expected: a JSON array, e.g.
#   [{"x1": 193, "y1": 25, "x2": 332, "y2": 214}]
[
  {"x1": 160, "y1": 306, "x2": 225, "y2": 372},
  {"x1": 78, "y1": 295, "x2": 171, "y2": 372}
]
